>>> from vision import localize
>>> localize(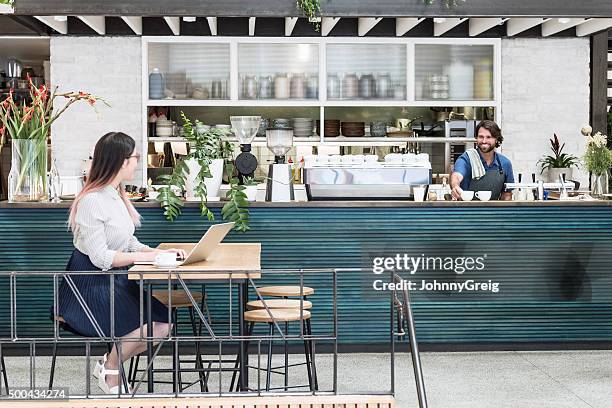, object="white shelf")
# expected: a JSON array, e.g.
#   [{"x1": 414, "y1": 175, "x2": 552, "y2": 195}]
[
  {"x1": 147, "y1": 99, "x2": 322, "y2": 107},
  {"x1": 148, "y1": 136, "x2": 322, "y2": 146},
  {"x1": 323, "y1": 136, "x2": 476, "y2": 146},
  {"x1": 324, "y1": 100, "x2": 408, "y2": 107}
]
